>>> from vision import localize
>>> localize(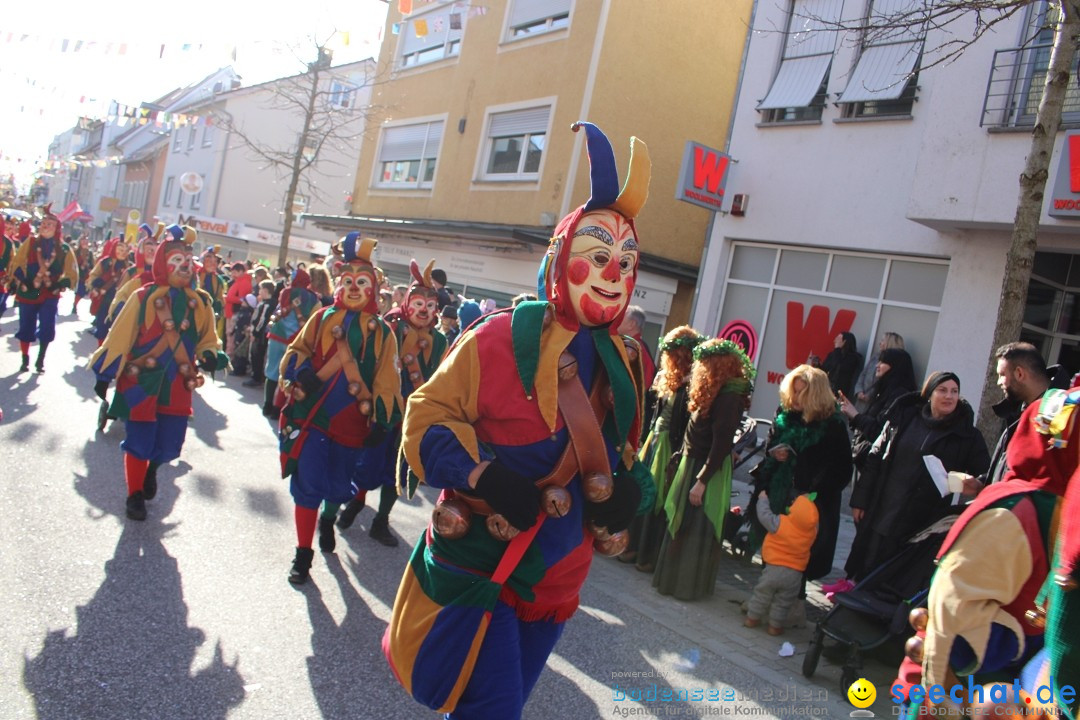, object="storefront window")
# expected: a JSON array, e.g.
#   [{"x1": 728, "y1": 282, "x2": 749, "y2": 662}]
[
  {"x1": 1024, "y1": 280, "x2": 1058, "y2": 330},
  {"x1": 826, "y1": 255, "x2": 886, "y2": 298},
  {"x1": 884, "y1": 260, "x2": 948, "y2": 306},
  {"x1": 776, "y1": 249, "x2": 828, "y2": 290},
  {"x1": 729, "y1": 245, "x2": 776, "y2": 283}
]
